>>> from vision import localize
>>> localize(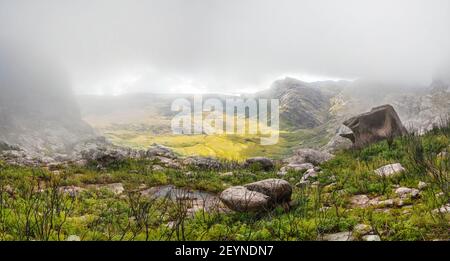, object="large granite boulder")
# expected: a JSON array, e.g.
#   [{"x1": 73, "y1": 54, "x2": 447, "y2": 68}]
[
  {"x1": 341, "y1": 105, "x2": 408, "y2": 148},
  {"x1": 219, "y1": 186, "x2": 270, "y2": 212},
  {"x1": 219, "y1": 178, "x2": 292, "y2": 212},
  {"x1": 244, "y1": 179, "x2": 292, "y2": 203}
]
